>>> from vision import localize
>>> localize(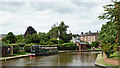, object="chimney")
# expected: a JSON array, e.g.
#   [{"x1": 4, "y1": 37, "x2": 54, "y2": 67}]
[
  {"x1": 97, "y1": 30, "x2": 98, "y2": 33},
  {"x1": 89, "y1": 31, "x2": 91, "y2": 34},
  {"x1": 81, "y1": 32, "x2": 83, "y2": 35}
]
